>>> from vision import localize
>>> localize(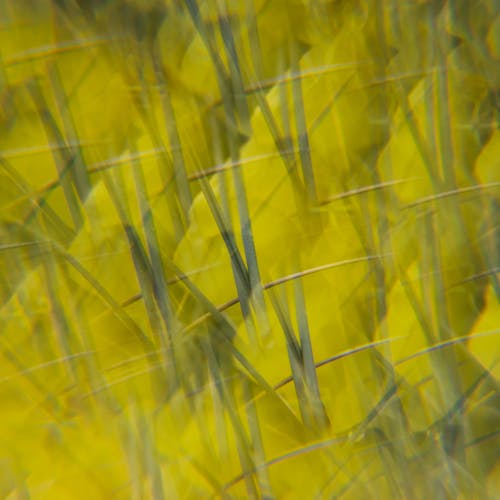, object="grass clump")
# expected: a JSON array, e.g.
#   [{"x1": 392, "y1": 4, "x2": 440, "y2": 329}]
[{"x1": 0, "y1": 0, "x2": 499, "y2": 498}]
